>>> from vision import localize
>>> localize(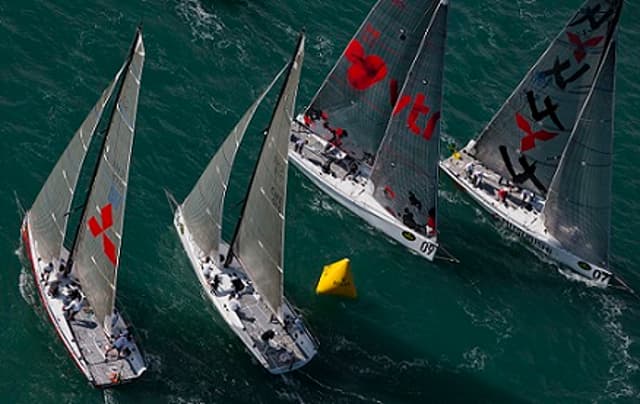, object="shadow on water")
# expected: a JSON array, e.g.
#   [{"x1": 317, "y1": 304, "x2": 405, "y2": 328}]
[{"x1": 291, "y1": 308, "x2": 530, "y2": 404}]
